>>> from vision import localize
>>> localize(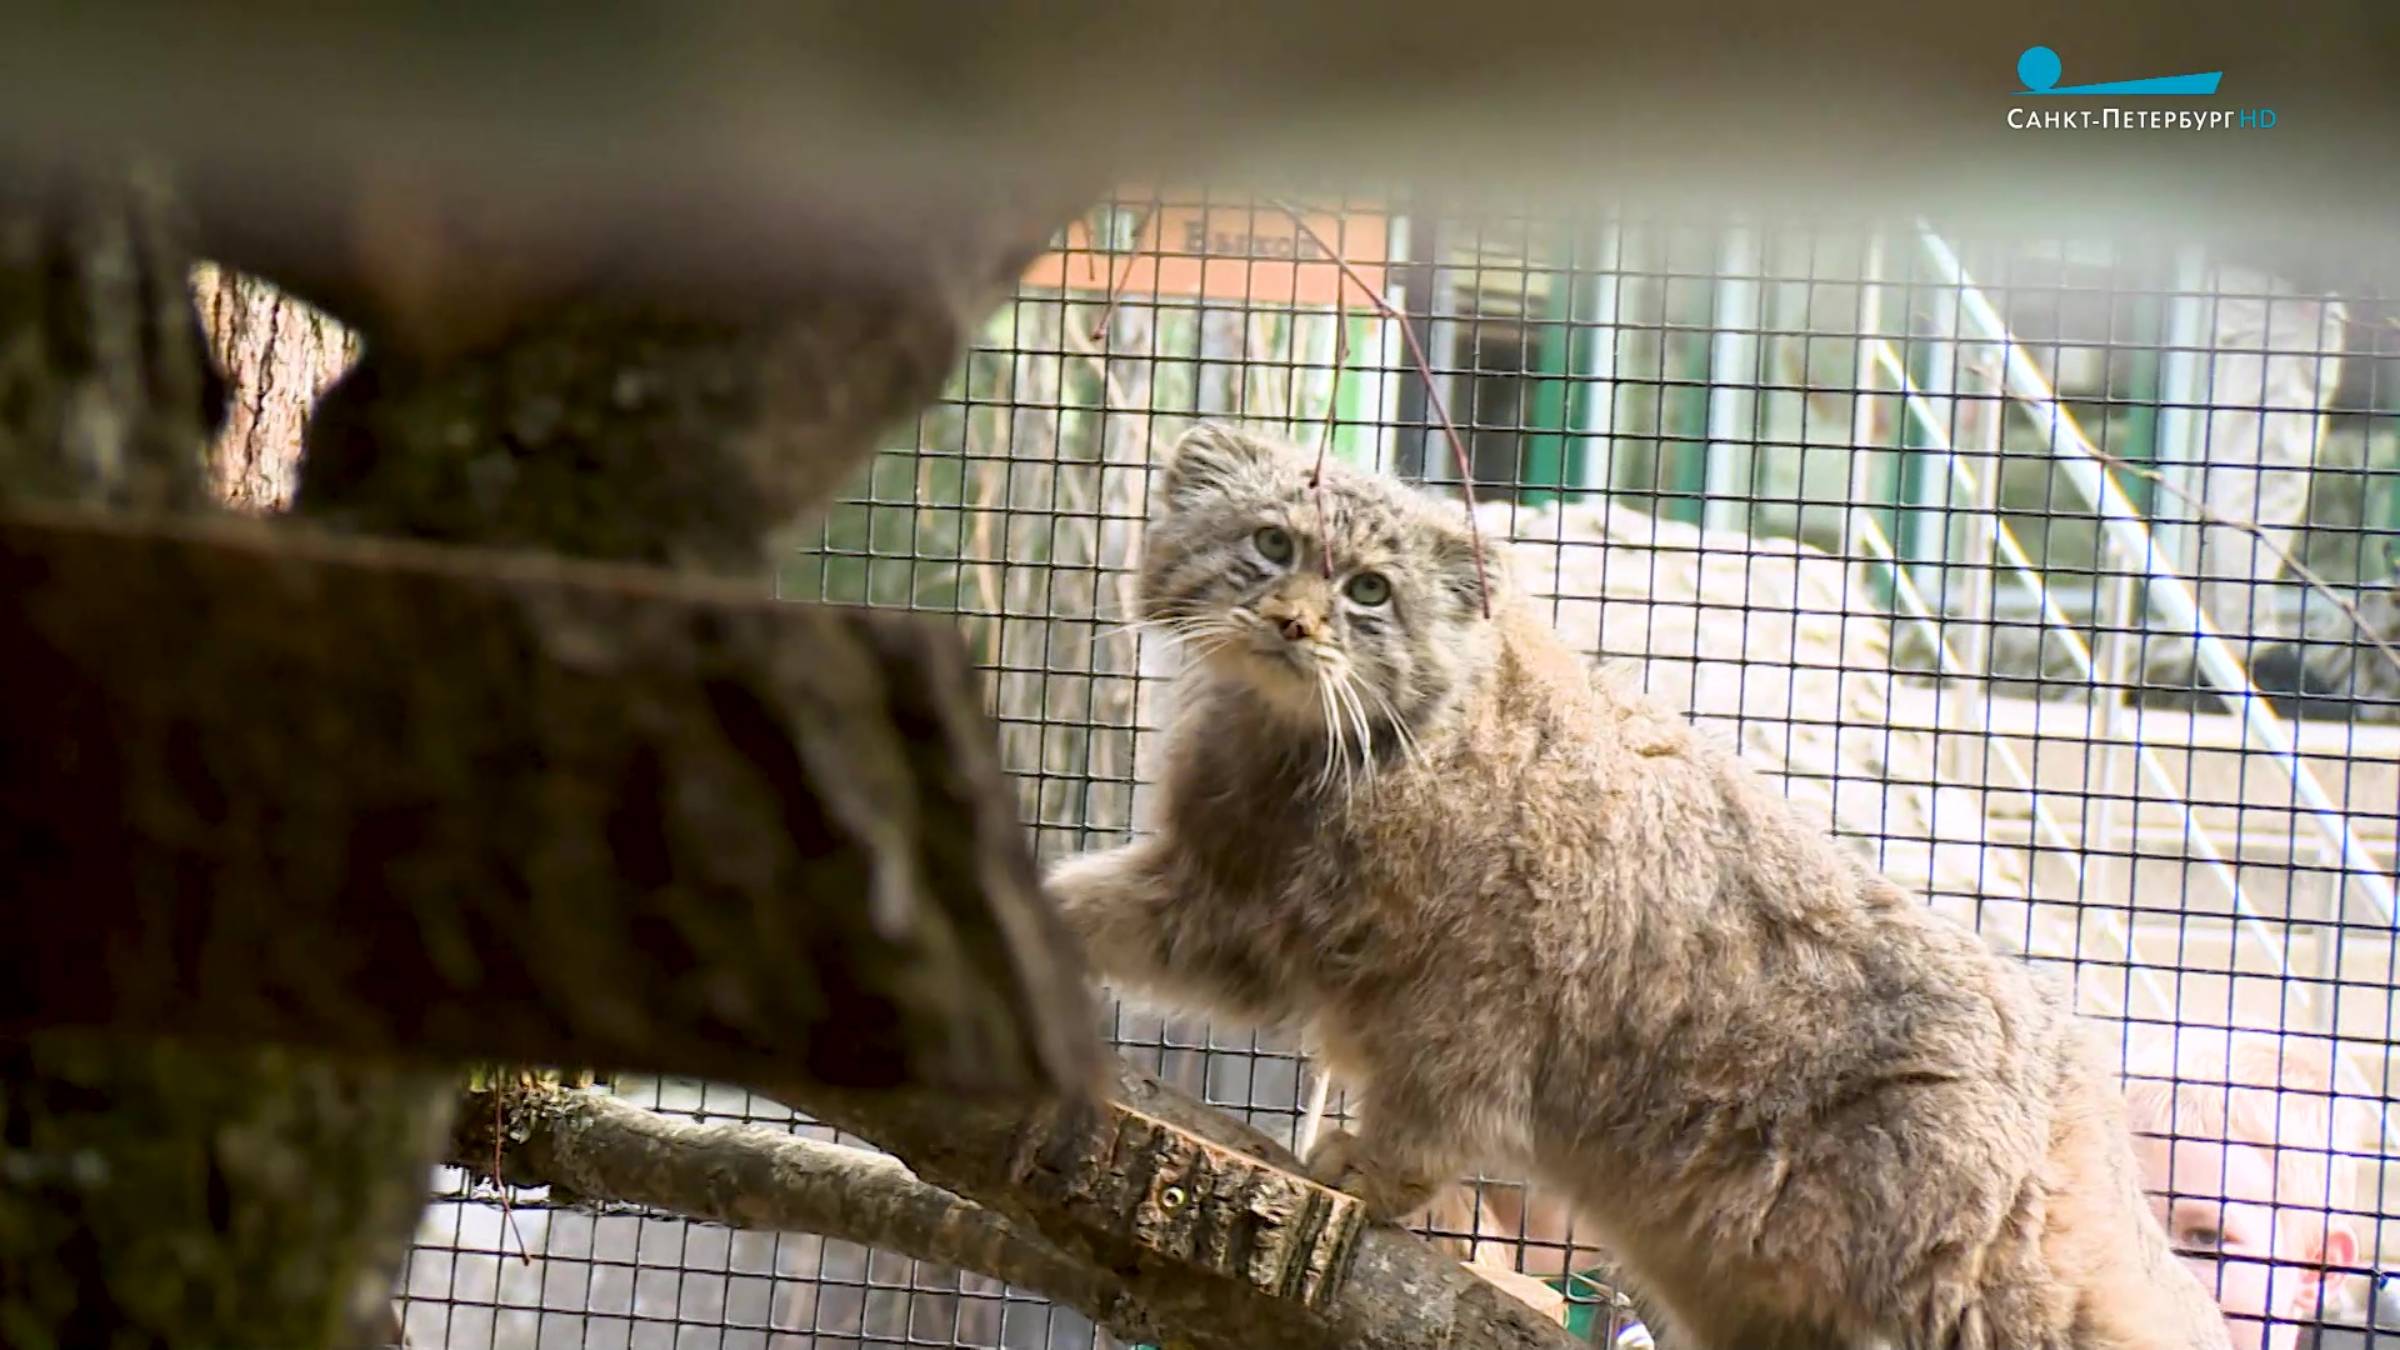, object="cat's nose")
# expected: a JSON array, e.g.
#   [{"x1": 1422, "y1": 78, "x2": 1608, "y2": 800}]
[{"x1": 1279, "y1": 616, "x2": 1311, "y2": 642}]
